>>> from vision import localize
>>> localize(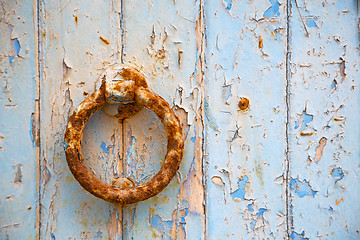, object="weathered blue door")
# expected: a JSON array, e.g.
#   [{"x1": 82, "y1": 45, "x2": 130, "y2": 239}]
[{"x1": 1, "y1": 0, "x2": 359, "y2": 239}]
